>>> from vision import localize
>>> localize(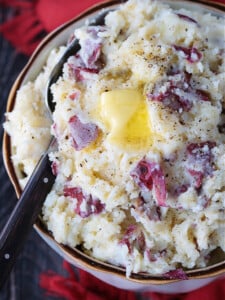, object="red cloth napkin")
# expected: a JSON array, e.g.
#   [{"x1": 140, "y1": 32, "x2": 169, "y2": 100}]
[
  {"x1": 1, "y1": 0, "x2": 225, "y2": 299},
  {"x1": 40, "y1": 261, "x2": 225, "y2": 300}
]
